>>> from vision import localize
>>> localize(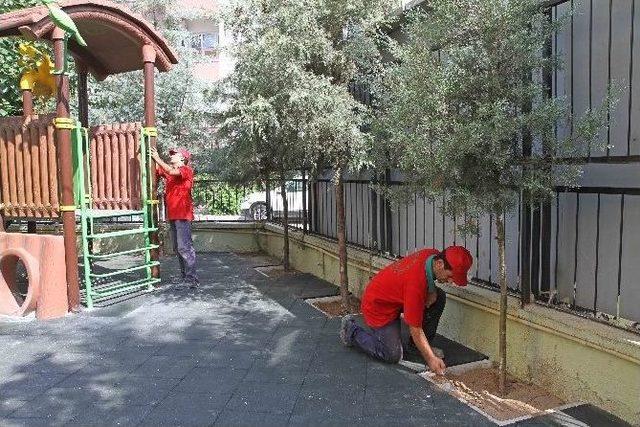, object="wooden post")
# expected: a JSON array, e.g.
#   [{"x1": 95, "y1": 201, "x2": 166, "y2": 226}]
[
  {"x1": 22, "y1": 87, "x2": 37, "y2": 234},
  {"x1": 53, "y1": 28, "x2": 81, "y2": 311},
  {"x1": 22, "y1": 89, "x2": 34, "y2": 117},
  {"x1": 143, "y1": 45, "x2": 160, "y2": 278}
]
